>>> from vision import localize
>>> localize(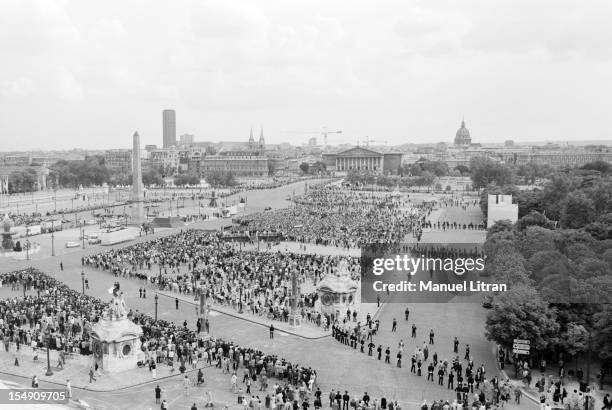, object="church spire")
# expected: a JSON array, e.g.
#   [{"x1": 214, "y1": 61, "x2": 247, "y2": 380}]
[
  {"x1": 249, "y1": 127, "x2": 255, "y2": 148},
  {"x1": 259, "y1": 126, "x2": 265, "y2": 148}
]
